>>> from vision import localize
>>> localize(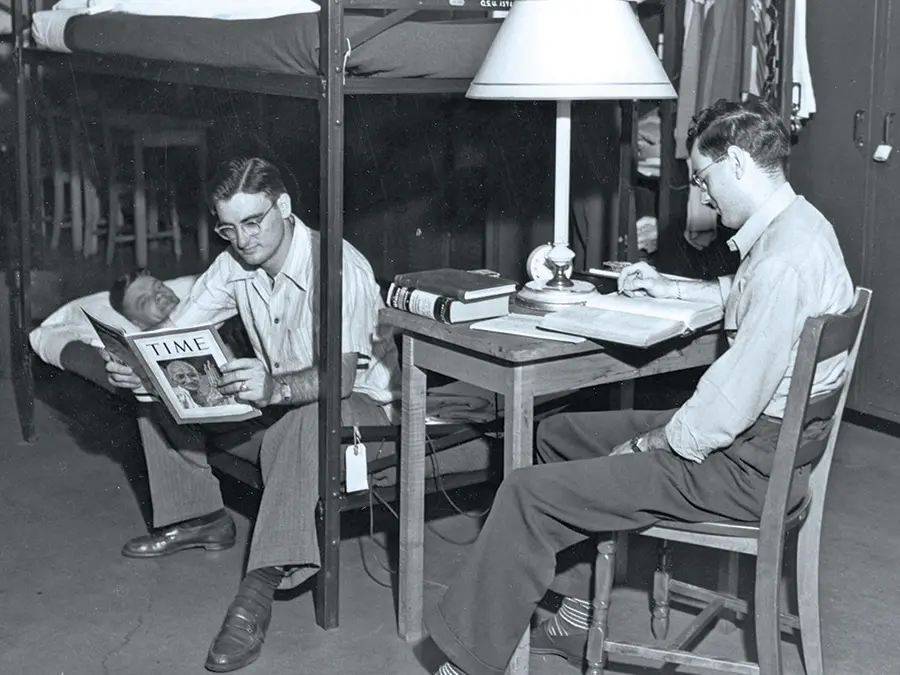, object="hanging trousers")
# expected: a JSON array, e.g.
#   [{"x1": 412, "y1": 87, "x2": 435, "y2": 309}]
[
  {"x1": 425, "y1": 408, "x2": 819, "y2": 675},
  {"x1": 136, "y1": 392, "x2": 389, "y2": 590}
]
